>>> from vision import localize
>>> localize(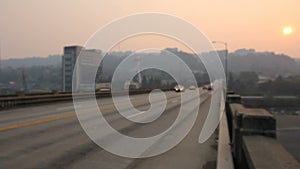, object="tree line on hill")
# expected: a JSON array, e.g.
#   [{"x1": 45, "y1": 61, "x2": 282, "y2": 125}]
[{"x1": 229, "y1": 71, "x2": 300, "y2": 96}]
